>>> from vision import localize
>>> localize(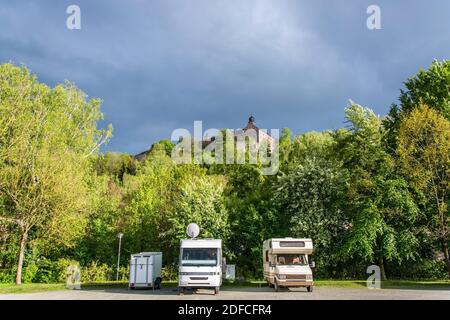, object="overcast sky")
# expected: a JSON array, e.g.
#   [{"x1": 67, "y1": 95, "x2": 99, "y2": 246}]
[{"x1": 1, "y1": 0, "x2": 449, "y2": 154}]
